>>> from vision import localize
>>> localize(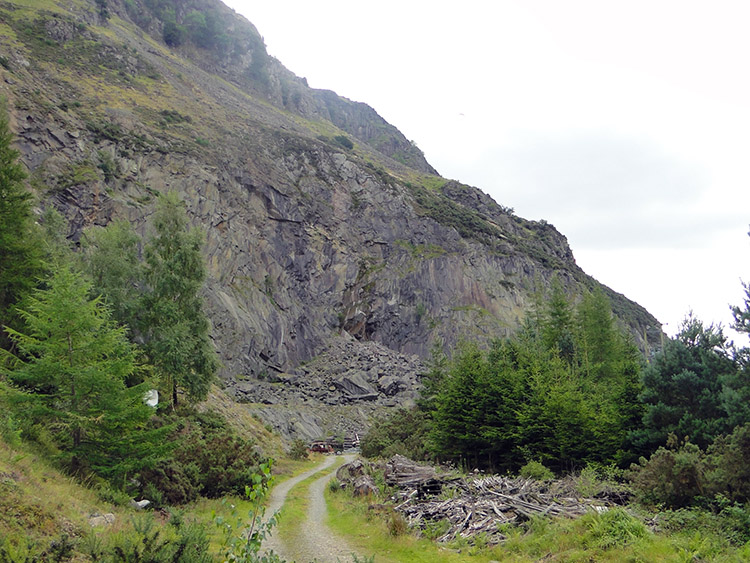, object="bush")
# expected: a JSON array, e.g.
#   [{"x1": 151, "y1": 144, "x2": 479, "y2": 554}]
[
  {"x1": 387, "y1": 511, "x2": 409, "y2": 537},
  {"x1": 0, "y1": 414, "x2": 22, "y2": 448},
  {"x1": 137, "y1": 409, "x2": 265, "y2": 504},
  {"x1": 333, "y1": 135, "x2": 354, "y2": 150},
  {"x1": 96, "y1": 150, "x2": 120, "y2": 182},
  {"x1": 519, "y1": 460, "x2": 554, "y2": 481},
  {"x1": 289, "y1": 438, "x2": 308, "y2": 460},
  {"x1": 139, "y1": 459, "x2": 201, "y2": 505},
  {"x1": 627, "y1": 437, "x2": 705, "y2": 508},
  {"x1": 717, "y1": 496, "x2": 750, "y2": 545},
  {"x1": 83, "y1": 514, "x2": 211, "y2": 562},
  {"x1": 163, "y1": 21, "x2": 185, "y2": 47},
  {"x1": 705, "y1": 423, "x2": 750, "y2": 502}
]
